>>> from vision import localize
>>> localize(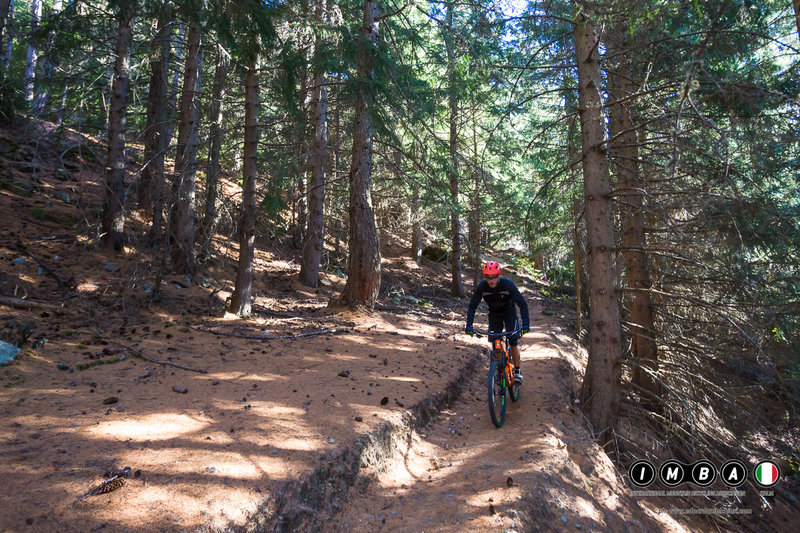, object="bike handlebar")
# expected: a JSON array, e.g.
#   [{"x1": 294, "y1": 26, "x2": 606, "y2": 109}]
[{"x1": 473, "y1": 328, "x2": 519, "y2": 339}]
